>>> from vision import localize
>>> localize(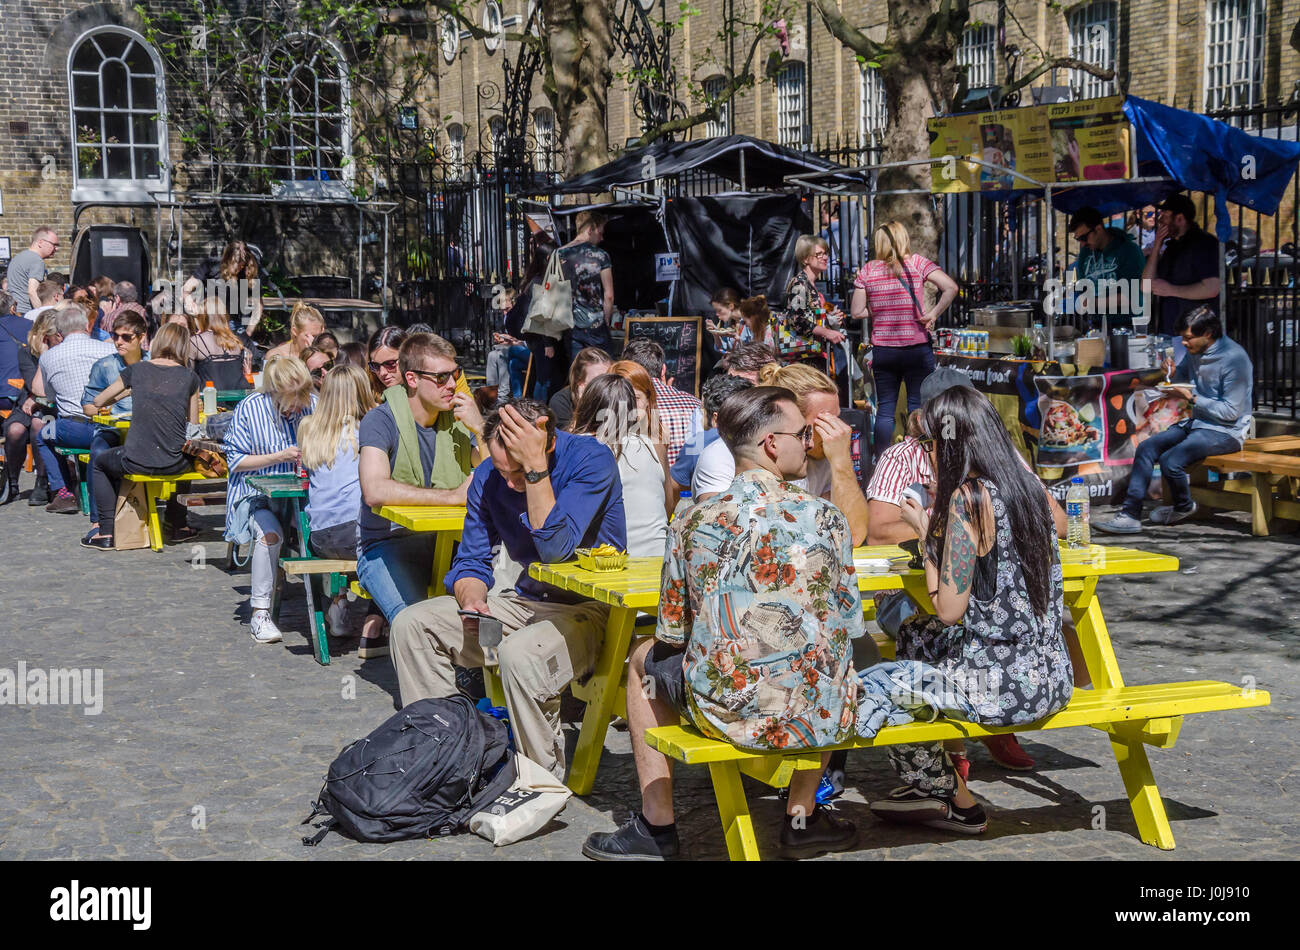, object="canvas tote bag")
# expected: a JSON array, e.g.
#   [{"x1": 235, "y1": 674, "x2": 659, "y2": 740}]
[
  {"x1": 113, "y1": 480, "x2": 152, "y2": 550},
  {"x1": 521, "y1": 251, "x2": 574, "y2": 339}
]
